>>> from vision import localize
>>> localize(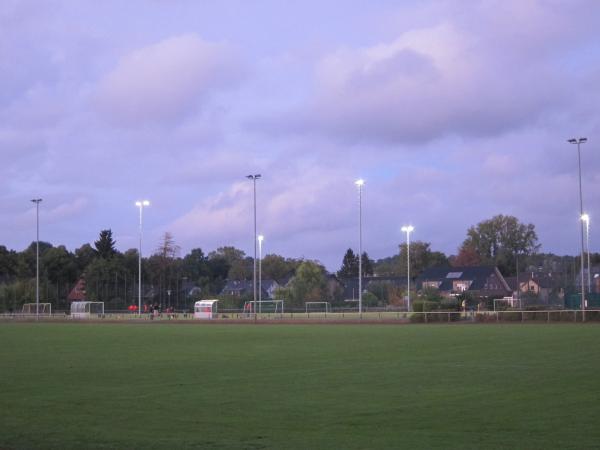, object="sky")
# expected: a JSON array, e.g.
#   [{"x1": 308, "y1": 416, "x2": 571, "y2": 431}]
[{"x1": 2, "y1": 0, "x2": 600, "y2": 270}]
